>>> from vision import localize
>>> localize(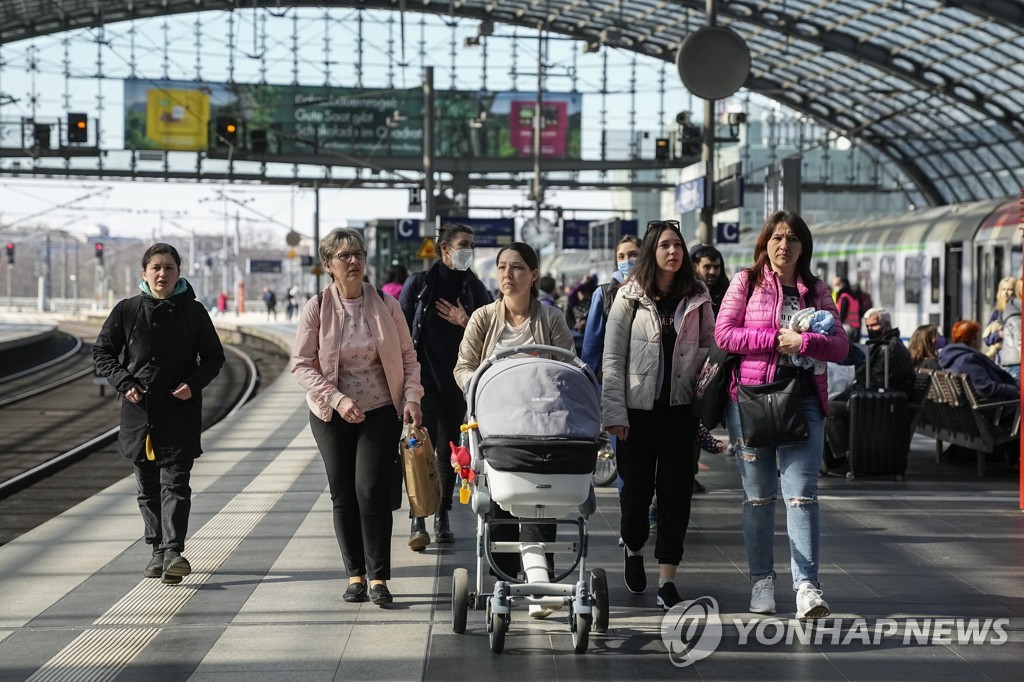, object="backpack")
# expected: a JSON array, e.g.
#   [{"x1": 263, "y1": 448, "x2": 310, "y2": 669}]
[{"x1": 600, "y1": 280, "x2": 623, "y2": 318}]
